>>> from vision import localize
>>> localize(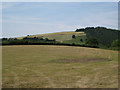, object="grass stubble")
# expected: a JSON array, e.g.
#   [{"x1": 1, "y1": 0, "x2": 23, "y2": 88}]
[{"x1": 2, "y1": 45, "x2": 118, "y2": 88}]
